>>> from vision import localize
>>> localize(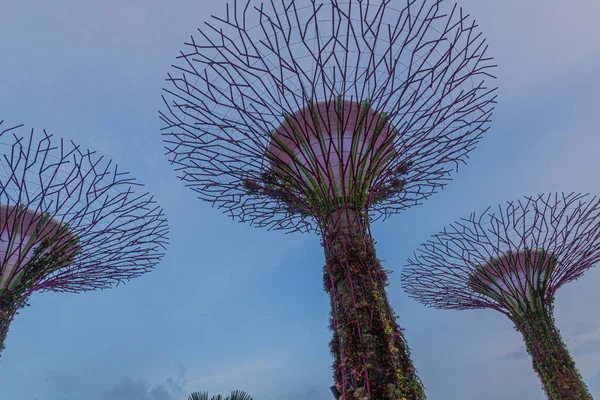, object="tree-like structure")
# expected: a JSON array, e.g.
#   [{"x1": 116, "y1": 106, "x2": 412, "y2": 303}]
[
  {"x1": 160, "y1": 1, "x2": 496, "y2": 398},
  {"x1": 402, "y1": 193, "x2": 599, "y2": 400},
  {"x1": 0, "y1": 121, "x2": 169, "y2": 360}
]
